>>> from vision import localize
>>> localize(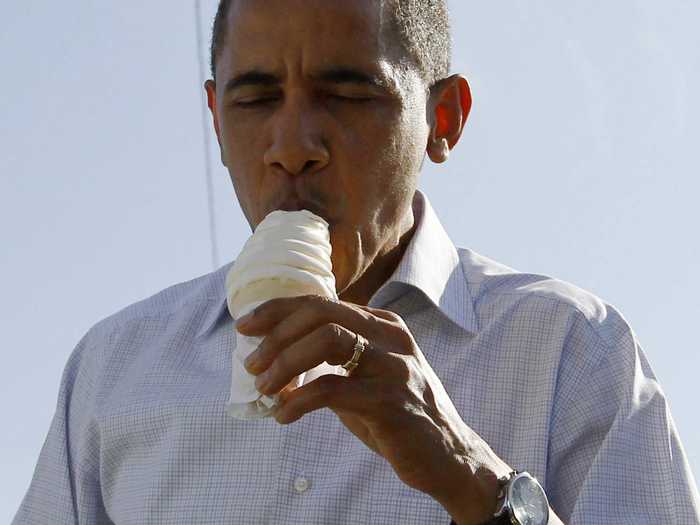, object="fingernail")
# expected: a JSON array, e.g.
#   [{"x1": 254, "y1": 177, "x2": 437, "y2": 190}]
[
  {"x1": 244, "y1": 350, "x2": 260, "y2": 371},
  {"x1": 255, "y1": 370, "x2": 271, "y2": 392},
  {"x1": 236, "y1": 311, "x2": 254, "y2": 328}
]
